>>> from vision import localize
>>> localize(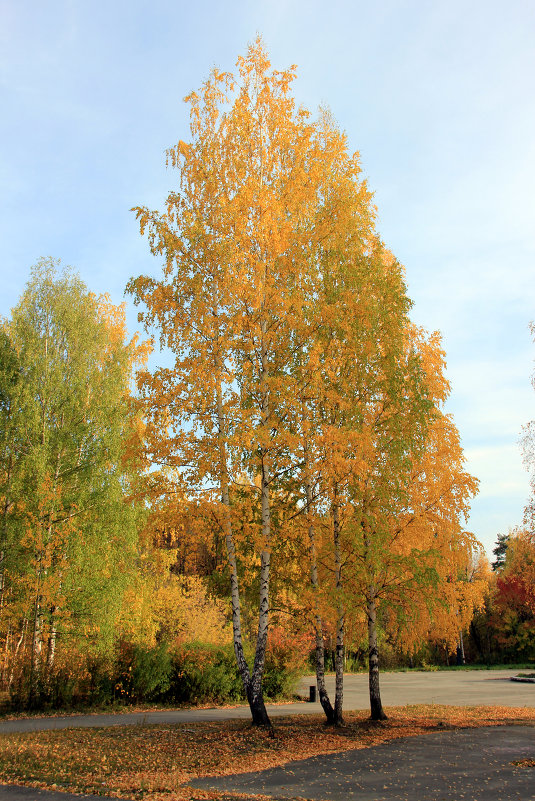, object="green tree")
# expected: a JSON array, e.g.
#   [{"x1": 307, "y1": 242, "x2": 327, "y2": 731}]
[
  {"x1": 0, "y1": 259, "x2": 147, "y2": 705},
  {"x1": 0, "y1": 328, "x2": 25, "y2": 687},
  {"x1": 492, "y1": 532, "x2": 510, "y2": 571}
]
